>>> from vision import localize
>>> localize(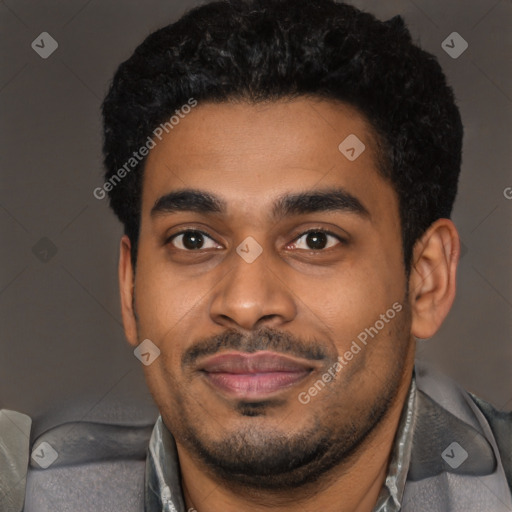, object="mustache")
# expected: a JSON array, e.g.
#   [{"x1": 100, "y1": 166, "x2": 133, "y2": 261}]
[{"x1": 182, "y1": 326, "x2": 328, "y2": 368}]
